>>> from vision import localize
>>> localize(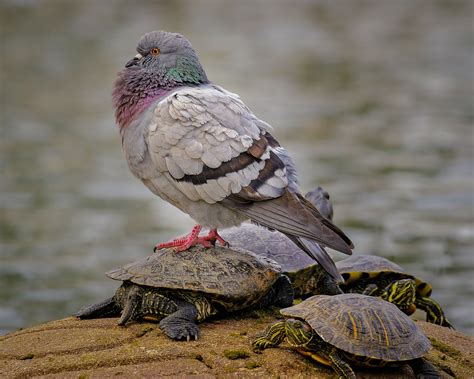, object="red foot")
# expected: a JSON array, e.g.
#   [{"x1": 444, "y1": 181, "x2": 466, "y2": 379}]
[
  {"x1": 154, "y1": 226, "x2": 229, "y2": 252},
  {"x1": 205, "y1": 229, "x2": 229, "y2": 247}
]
